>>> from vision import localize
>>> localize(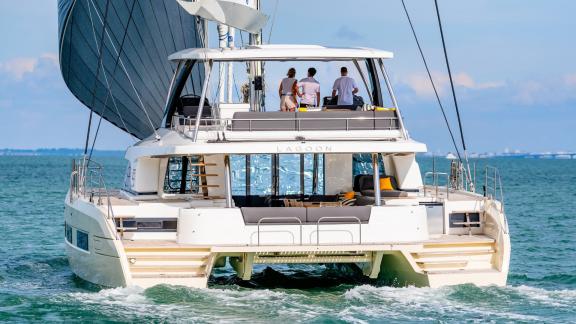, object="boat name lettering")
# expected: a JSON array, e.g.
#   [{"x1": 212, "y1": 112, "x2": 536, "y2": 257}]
[{"x1": 277, "y1": 145, "x2": 332, "y2": 153}]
